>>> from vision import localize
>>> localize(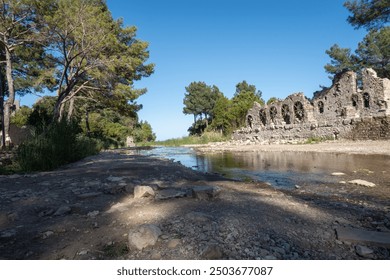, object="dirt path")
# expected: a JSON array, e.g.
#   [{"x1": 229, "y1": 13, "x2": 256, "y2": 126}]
[{"x1": 0, "y1": 147, "x2": 389, "y2": 260}]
